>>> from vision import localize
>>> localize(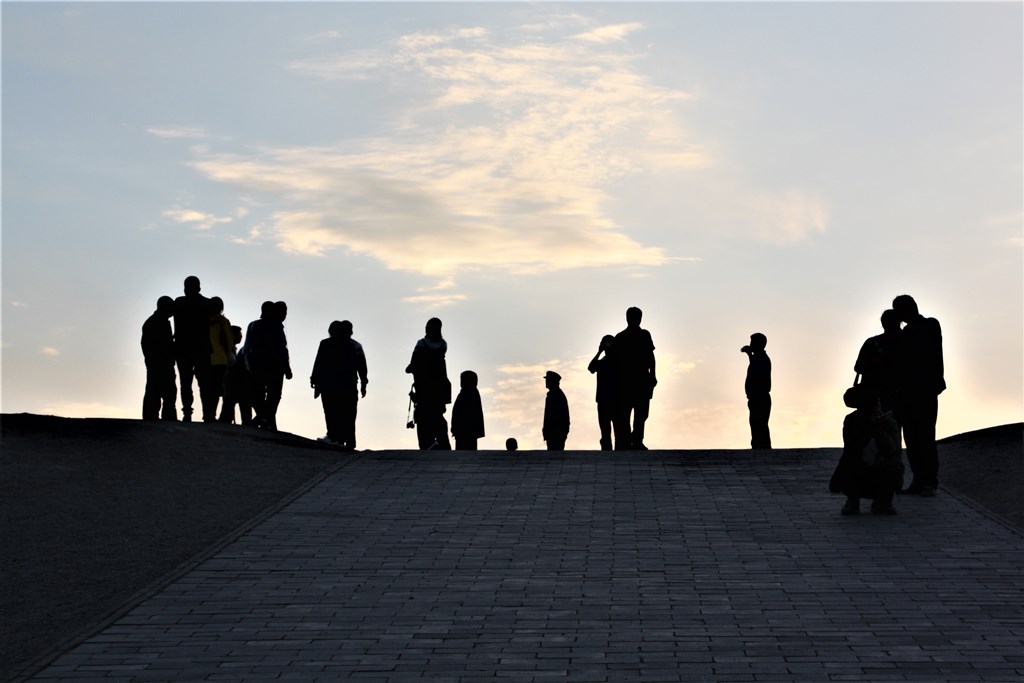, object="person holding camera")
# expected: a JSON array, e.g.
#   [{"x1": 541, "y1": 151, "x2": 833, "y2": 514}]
[{"x1": 405, "y1": 318, "x2": 452, "y2": 450}]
